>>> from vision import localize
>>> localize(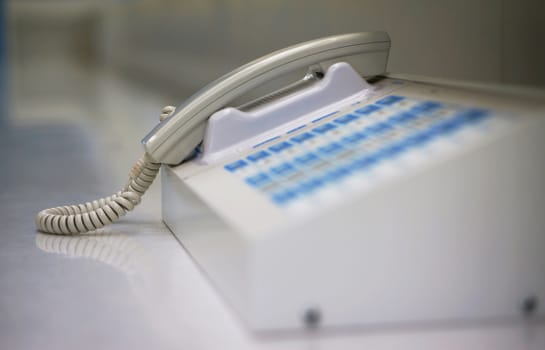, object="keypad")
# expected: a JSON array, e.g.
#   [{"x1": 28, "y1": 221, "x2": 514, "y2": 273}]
[{"x1": 223, "y1": 95, "x2": 490, "y2": 208}]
